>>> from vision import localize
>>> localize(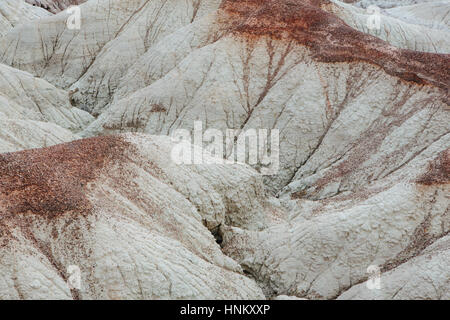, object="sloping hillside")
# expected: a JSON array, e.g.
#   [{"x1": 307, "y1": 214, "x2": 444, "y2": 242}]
[{"x1": 0, "y1": 0, "x2": 448, "y2": 300}]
